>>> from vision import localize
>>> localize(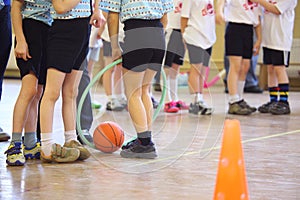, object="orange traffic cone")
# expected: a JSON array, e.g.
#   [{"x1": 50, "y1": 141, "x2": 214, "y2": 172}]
[{"x1": 213, "y1": 119, "x2": 249, "y2": 200}]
